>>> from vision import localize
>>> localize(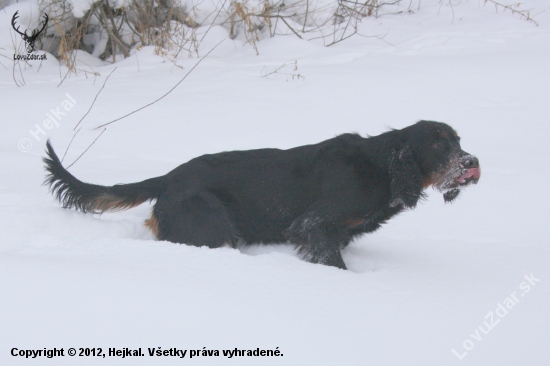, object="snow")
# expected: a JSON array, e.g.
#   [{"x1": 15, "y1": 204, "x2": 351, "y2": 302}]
[{"x1": 1, "y1": 0, "x2": 550, "y2": 365}]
